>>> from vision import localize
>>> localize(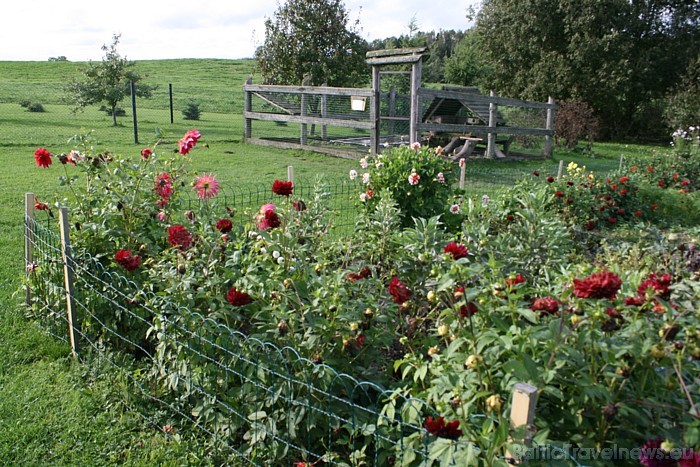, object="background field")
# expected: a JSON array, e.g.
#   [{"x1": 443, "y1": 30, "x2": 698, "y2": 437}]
[{"x1": 0, "y1": 58, "x2": 676, "y2": 463}]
